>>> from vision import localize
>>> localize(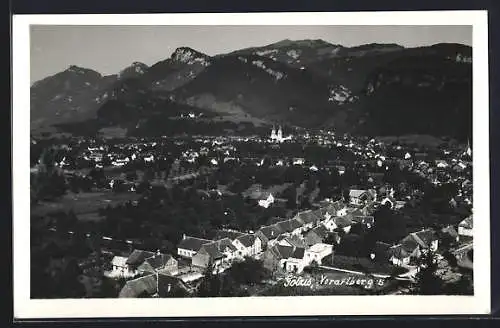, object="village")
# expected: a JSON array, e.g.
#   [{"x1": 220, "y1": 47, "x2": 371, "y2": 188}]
[{"x1": 30, "y1": 126, "x2": 474, "y2": 298}]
